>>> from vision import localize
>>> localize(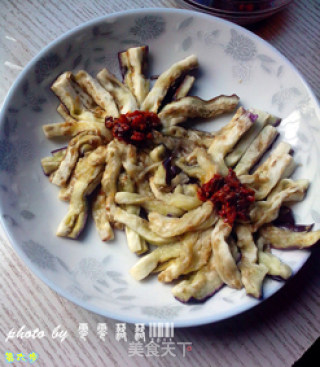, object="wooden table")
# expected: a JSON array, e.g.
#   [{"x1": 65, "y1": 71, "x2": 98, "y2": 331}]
[{"x1": 1, "y1": 1, "x2": 319, "y2": 366}]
